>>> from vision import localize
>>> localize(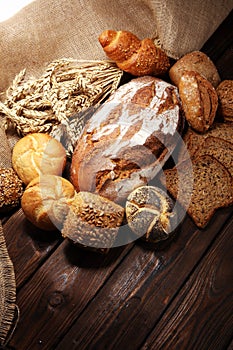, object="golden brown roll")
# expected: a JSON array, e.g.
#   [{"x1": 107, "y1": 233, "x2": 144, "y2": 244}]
[
  {"x1": 169, "y1": 51, "x2": 221, "y2": 88},
  {"x1": 62, "y1": 191, "x2": 125, "y2": 251},
  {"x1": 99, "y1": 30, "x2": 170, "y2": 76},
  {"x1": 178, "y1": 71, "x2": 218, "y2": 133},
  {"x1": 12, "y1": 133, "x2": 66, "y2": 185},
  {"x1": 216, "y1": 80, "x2": 233, "y2": 122},
  {"x1": 21, "y1": 175, "x2": 76, "y2": 231},
  {"x1": 0, "y1": 167, "x2": 24, "y2": 213}
]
